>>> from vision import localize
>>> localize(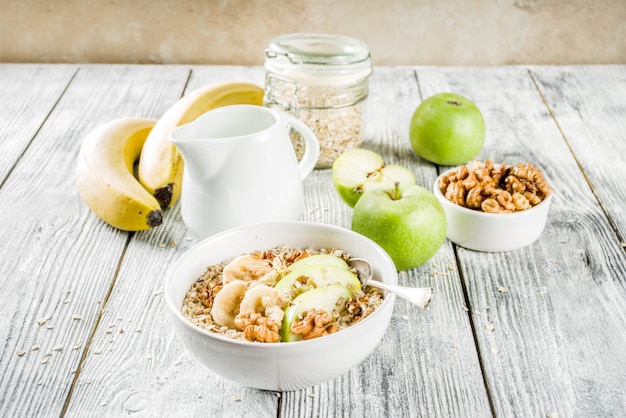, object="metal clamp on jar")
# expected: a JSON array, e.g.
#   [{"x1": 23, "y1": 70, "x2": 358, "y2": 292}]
[{"x1": 264, "y1": 33, "x2": 373, "y2": 169}]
